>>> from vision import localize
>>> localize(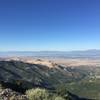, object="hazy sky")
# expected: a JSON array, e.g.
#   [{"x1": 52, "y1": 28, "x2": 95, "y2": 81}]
[{"x1": 0, "y1": 0, "x2": 100, "y2": 51}]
